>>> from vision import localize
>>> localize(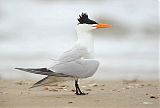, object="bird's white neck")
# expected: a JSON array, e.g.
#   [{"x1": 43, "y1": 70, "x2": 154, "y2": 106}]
[{"x1": 76, "y1": 30, "x2": 94, "y2": 58}]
